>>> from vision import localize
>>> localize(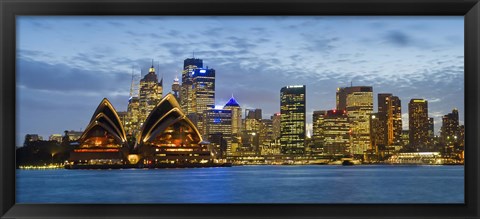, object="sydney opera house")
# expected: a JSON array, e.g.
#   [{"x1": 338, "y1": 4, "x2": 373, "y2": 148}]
[{"x1": 66, "y1": 94, "x2": 220, "y2": 168}]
